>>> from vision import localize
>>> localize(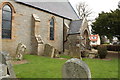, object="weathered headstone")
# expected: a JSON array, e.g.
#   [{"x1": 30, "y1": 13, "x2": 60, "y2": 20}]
[
  {"x1": 44, "y1": 44, "x2": 53, "y2": 57},
  {"x1": 44, "y1": 44, "x2": 60, "y2": 58},
  {"x1": 62, "y1": 58, "x2": 91, "y2": 79},
  {"x1": 36, "y1": 35, "x2": 44, "y2": 56},
  {"x1": 0, "y1": 52, "x2": 16, "y2": 79},
  {"x1": 16, "y1": 43, "x2": 26, "y2": 60}
]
